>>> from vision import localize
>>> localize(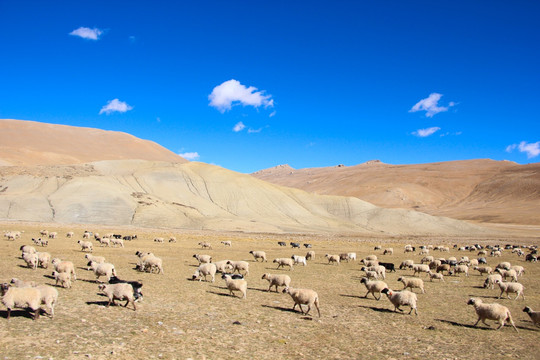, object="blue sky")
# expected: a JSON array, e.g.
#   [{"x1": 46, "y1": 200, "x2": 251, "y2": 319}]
[{"x1": 1, "y1": 1, "x2": 539, "y2": 173}]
